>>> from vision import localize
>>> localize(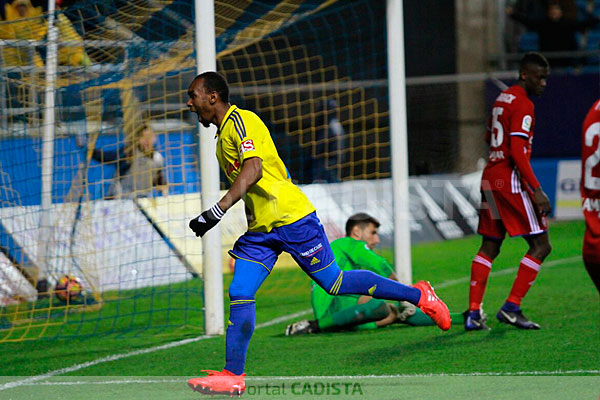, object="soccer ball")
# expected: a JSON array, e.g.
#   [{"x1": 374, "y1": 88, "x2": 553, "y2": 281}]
[{"x1": 54, "y1": 275, "x2": 83, "y2": 303}]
